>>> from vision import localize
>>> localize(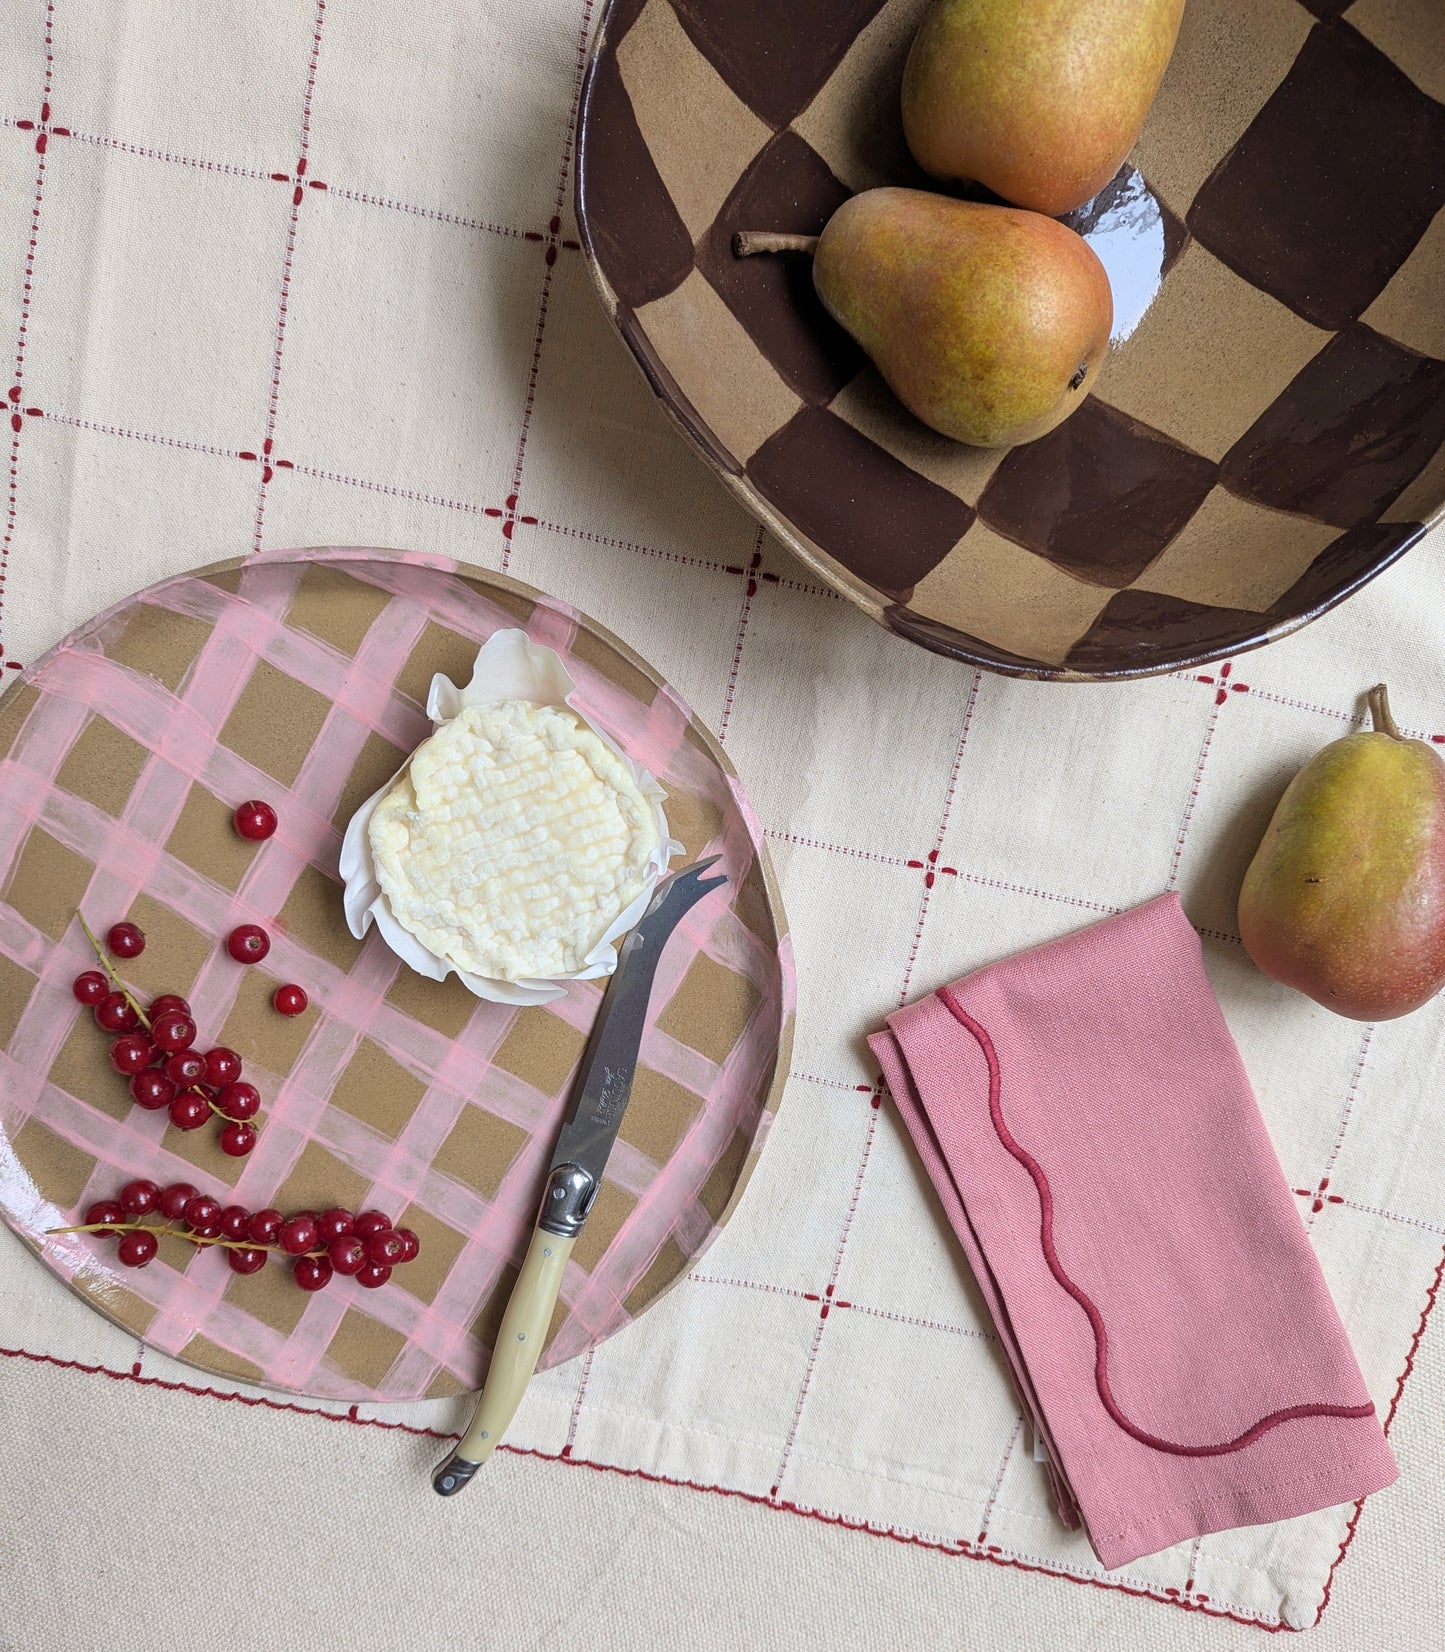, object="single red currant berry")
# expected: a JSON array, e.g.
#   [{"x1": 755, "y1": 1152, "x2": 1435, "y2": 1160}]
[
  {"x1": 148, "y1": 994, "x2": 191, "y2": 1020},
  {"x1": 168, "y1": 1091, "x2": 210, "y2": 1131},
  {"x1": 272, "y1": 983, "x2": 308, "y2": 1016},
  {"x1": 95, "y1": 992, "x2": 139, "y2": 1033},
  {"x1": 355, "y1": 1262, "x2": 392, "y2": 1289},
  {"x1": 227, "y1": 1246, "x2": 268, "y2": 1275},
  {"x1": 187, "y1": 1219, "x2": 223, "y2": 1240},
  {"x1": 226, "y1": 923, "x2": 271, "y2": 964},
  {"x1": 109, "y1": 1033, "x2": 153, "y2": 1075},
  {"x1": 117, "y1": 1230, "x2": 159, "y2": 1268},
  {"x1": 293, "y1": 1255, "x2": 333, "y2": 1292},
  {"x1": 150, "y1": 1010, "x2": 197, "y2": 1053},
  {"x1": 158, "y1": 1181, "x2": 198, "y2": 1220},
  {"x1": 352, "y1": 1210, "x2": 391, "y2": 1238},
  {"x1": 215, "y1": 1080, "x2": 259, "y2": 1121},
  {"x1": 367, "y1": 1230, "x2": 406, "y2": 1267},
  {"x1": 394, "y1": 1228, "x2": 420, "y2": 1264},
  {"x1": 203, "y1": 1047, "x2": 242, "y2": 1086},
  {"x1": 233, "y1": 800, "x2": 278, "y2": 842},
  {"x1": 106, "y1": 922, "x2": 145, "y2": 959},
  {"x1": 315, "y1": 1208, "x2": 354, "y2": 1244},
  {"x1": 118, "y1": 1178, "x2": 161, "y2": 1216},
  {"x1": 219, "y1": 1204, "x2": 252, "y2": 1239},
  {"x1": 327, "y1": 1235, "x2": 368, "y2": 1275},
  {"x1": 130, "y1": 1069, "x2": 176, "y2": 1110},
  {"x1": 163, "y1": 1049, "x2": 207, "y2": 1086},
  {"x1": 184, "y1": 1194, "x2": 222, "y2": 1228},
  {"x1": 219, "y1": 1121, "x2": 257, "y2": 1157},
  {"x1": 84, "y1": 1199, "x2": 126, "y2": 1235},
  {"x1": 277, "y1": 1215, "x2": 319, "y2": 1255},
  {"x1": 247, "y1": 1208, "x2": 283, "y2": 1244},
  {"x1": 72, "y1": 970, "x2": 109, "y2": 1006}
]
